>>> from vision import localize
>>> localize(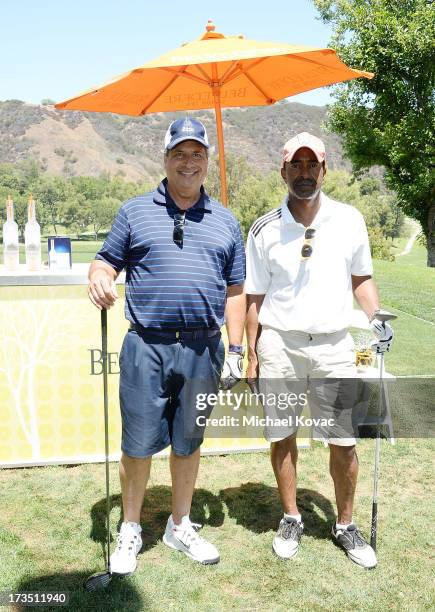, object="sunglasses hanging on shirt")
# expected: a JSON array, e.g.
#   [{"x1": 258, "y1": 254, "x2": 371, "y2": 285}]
[
  {"x1": 173, "y1": 211, "x2": 185, "y2": 246},
  {"x1": 301, "y1": 227, "x2": 316, "y2": 260}
]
